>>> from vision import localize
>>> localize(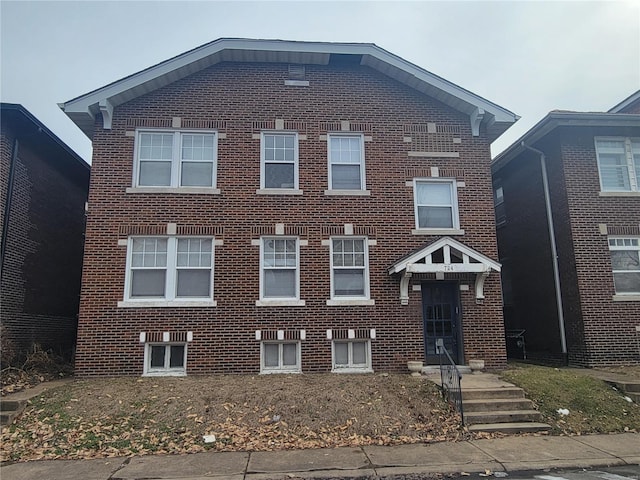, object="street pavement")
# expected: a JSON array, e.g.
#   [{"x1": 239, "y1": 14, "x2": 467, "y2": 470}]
[{"x1": 1, "y1": 432, "x2": 638, "y2": 480}]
